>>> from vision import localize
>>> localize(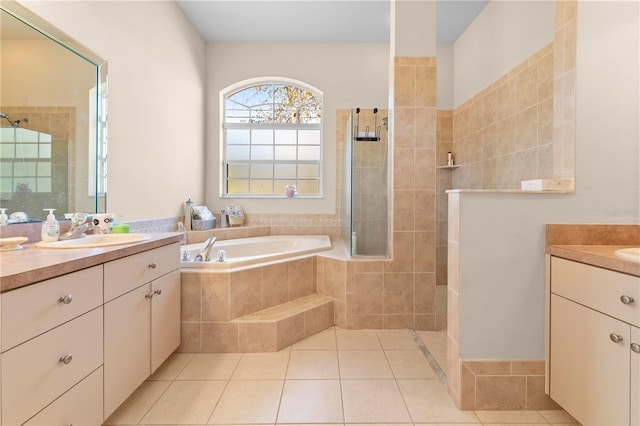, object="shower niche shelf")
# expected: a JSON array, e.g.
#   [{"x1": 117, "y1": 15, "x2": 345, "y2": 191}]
[{"x1": 437, "y1": 165, "x2": 460, "y2": 170}]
